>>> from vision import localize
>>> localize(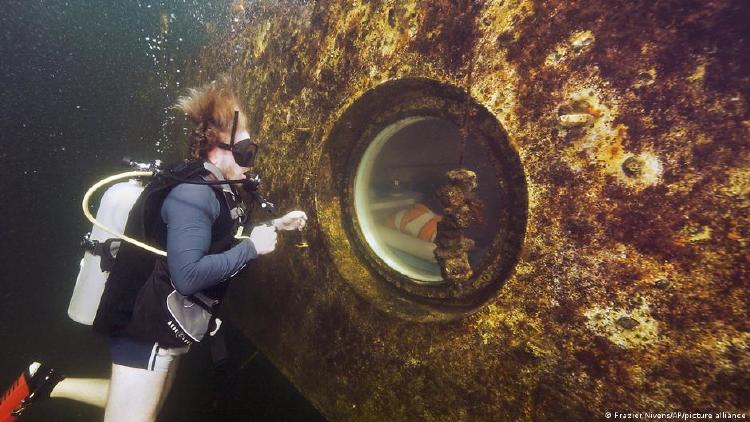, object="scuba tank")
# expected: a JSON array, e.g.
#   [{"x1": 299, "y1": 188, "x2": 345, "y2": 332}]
[
  {"x1": 68, "y1": 155, "x2": 275, "y2": 327},
  {"x1": 68, "y1": 179, "x2": 144, "y2": 325}
]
